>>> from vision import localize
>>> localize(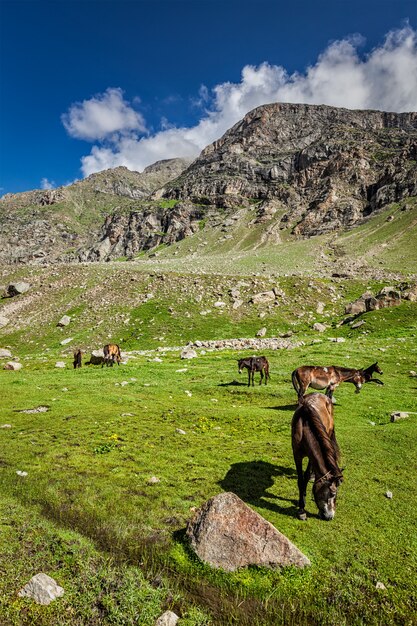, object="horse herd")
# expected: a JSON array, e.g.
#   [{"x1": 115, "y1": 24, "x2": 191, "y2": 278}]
[
  {"x1": 240, "y1": 355, "x2": 384, "y2": 521},
  {"x1": 73, "y1": 344, "x2": 384, "y2": 522},
  {"x1": 73, "y1": 344, "x2": 121, "y2": 369}
]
